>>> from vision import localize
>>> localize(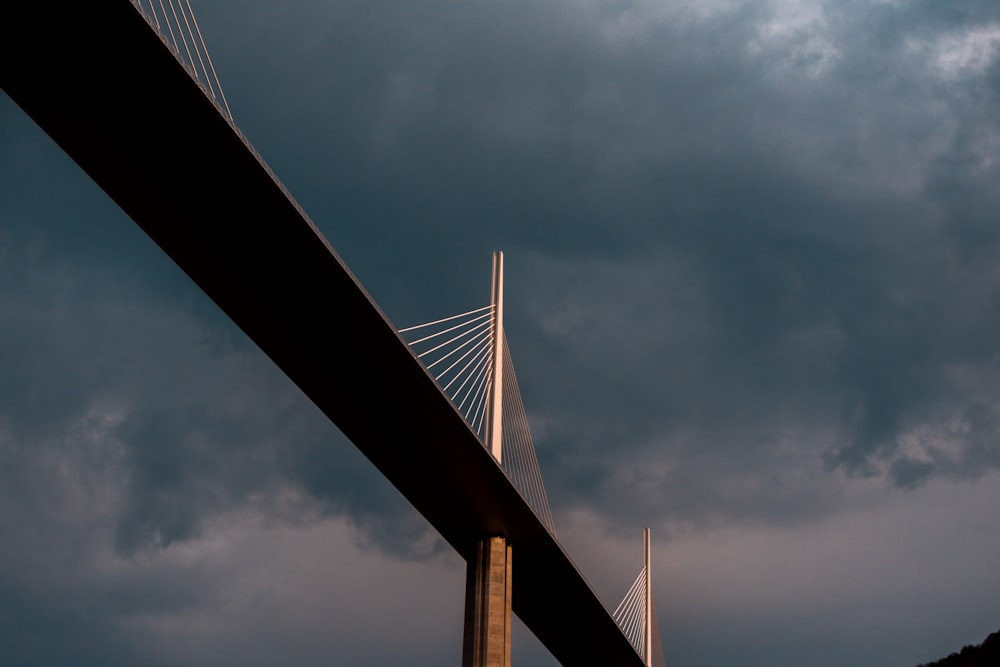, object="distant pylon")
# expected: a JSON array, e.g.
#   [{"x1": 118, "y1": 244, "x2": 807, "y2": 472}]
[
  {"x1": 644, "y1": 527, "x2": 652, "y2": 667},
  {"x1": 645, "y1": 527, "x2": 668, "y2": 667}
]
